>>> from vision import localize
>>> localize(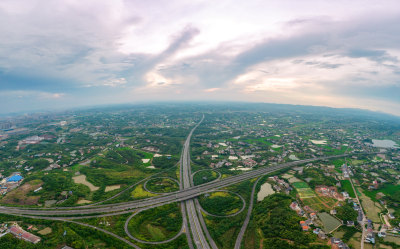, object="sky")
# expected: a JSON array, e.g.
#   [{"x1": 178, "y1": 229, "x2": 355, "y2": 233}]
[{"x1": 0, "y1": 0, "x2": 400, "y2": 115}]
